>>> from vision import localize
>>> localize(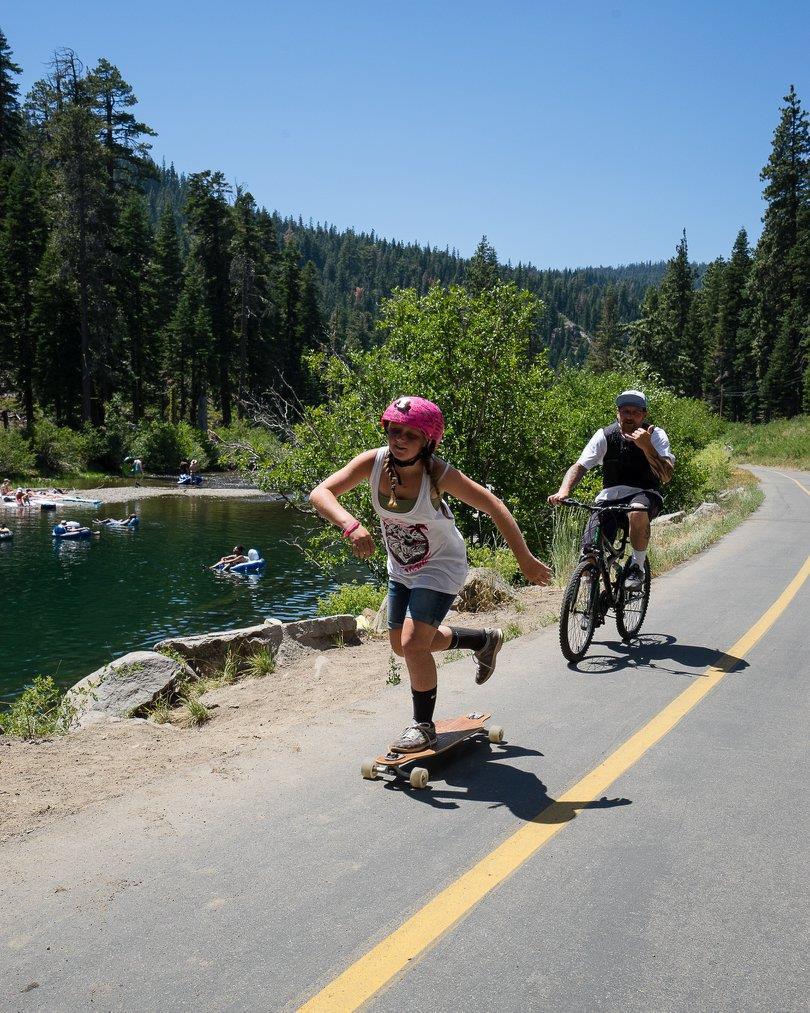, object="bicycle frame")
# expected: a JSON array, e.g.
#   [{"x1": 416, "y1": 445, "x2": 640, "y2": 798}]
[{"x1": 564, "y1": 498, "x2": 648, "y2": 618}]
